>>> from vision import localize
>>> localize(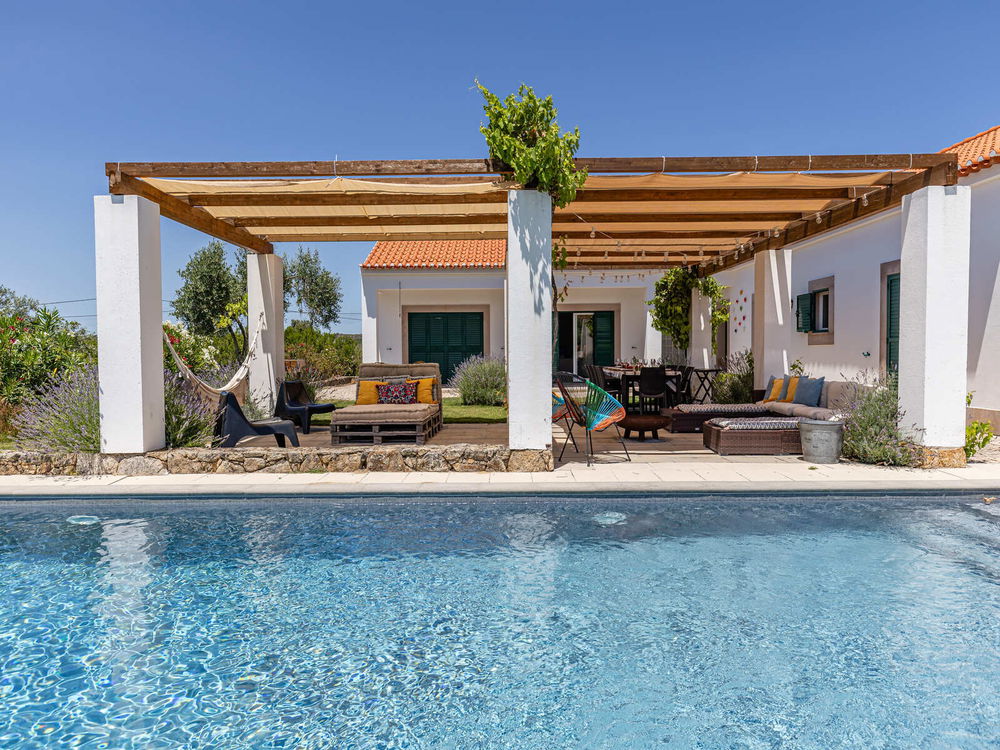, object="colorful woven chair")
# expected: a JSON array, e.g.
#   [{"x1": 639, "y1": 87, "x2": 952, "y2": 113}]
[{"x1": 556, "y1": 374, "x2": 630, "y2": 466}]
